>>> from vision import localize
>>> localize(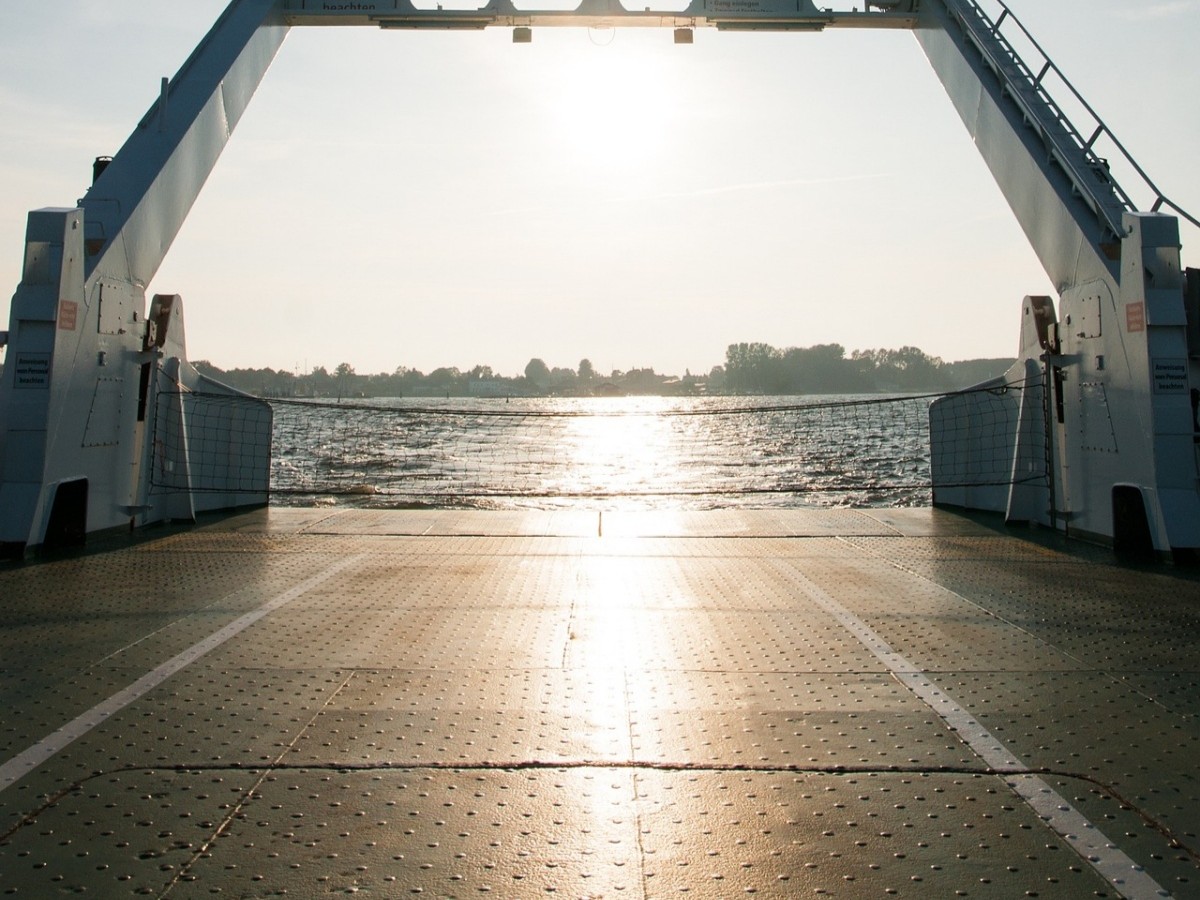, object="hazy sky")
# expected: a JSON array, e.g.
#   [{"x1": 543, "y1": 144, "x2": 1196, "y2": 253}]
[{"x1": 1, "y1": 0, "x2": 1198, "y2": 378}]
